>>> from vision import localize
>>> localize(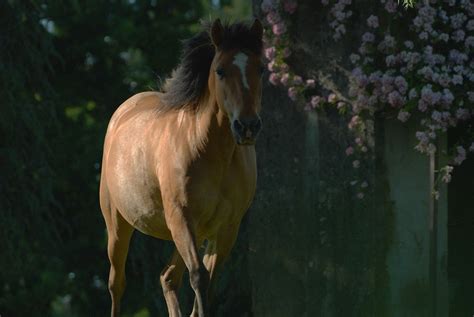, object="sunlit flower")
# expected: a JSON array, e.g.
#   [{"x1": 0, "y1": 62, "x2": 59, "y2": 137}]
[
  {"x1": 311, "y1": 95, "x2": 321, "y2": 108},
  {"x1": 269, "y1": 73, "x2": 280, "y2": 85},
  {"x1": 272, "y1": 22, "x2": 287, "y2": 35},
  {"x1": 306, "y1": 79, "x2": 316, "y2": 88},
  {"x1": 266, "y1": 11, "x2": 281, "y2": 25},
  {"x1": 288, "y1": 87, "x2": 298, "y2": 101},
  {"x1": 265, "y1": 47, "x2": 276, "y2": 60}
]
